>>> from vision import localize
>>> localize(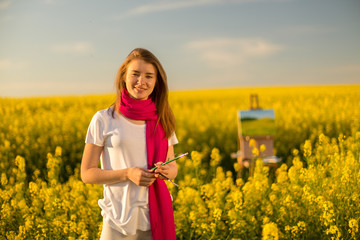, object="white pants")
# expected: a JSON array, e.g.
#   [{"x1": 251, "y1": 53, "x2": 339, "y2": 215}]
[{"x1": 100, "y1": 221, "x2": 152, "y2": 240}]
